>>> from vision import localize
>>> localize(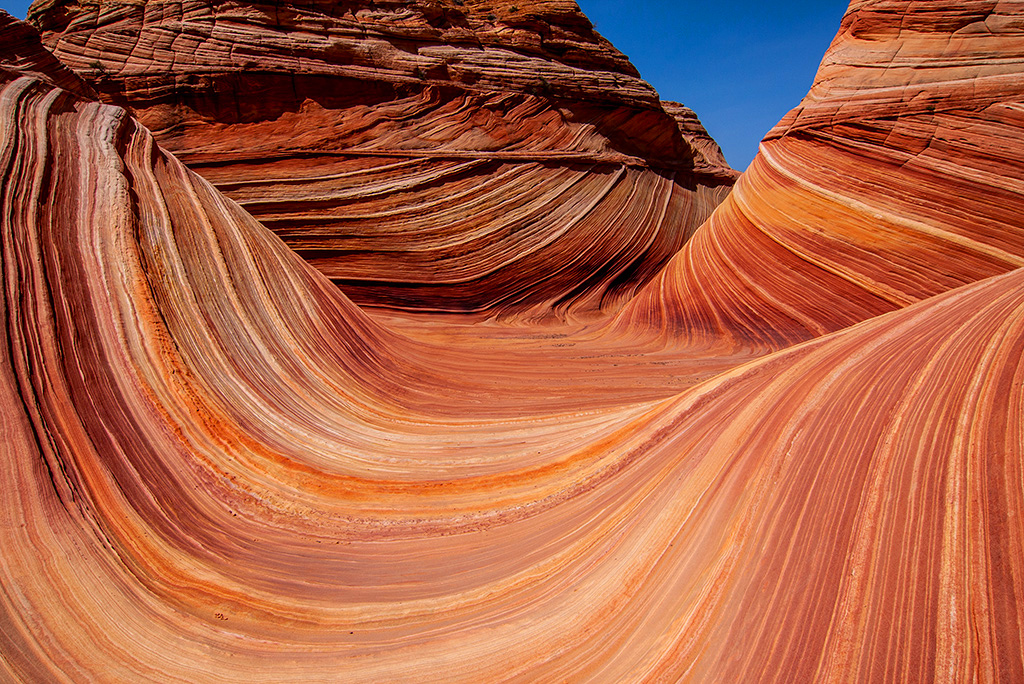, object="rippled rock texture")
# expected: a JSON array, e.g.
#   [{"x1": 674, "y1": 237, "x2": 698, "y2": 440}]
[
  {"x1": 615, "y1": 0, "x2": 1024, "y2": 348},
  {"x1": 31, "y1": 0, "x2": 735, "y2": 318},
  {"x1": 3, "y1": 1, "x2": 1024, "y2": 682}
]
